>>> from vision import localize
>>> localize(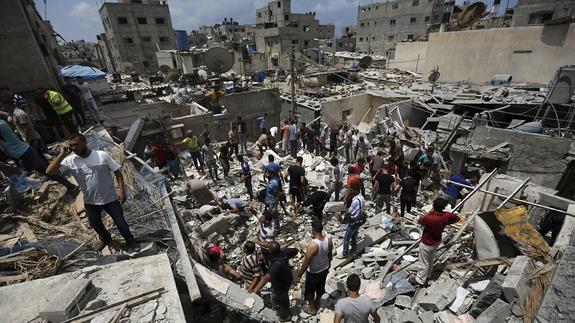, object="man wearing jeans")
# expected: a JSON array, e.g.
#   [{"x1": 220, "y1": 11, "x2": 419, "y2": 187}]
[
  {"x1": 373, "y1": 167, "x2": 395, "y2": 214},
  {"x1": 412, "y1": 198, "x2": 460, "y2": 285},
  {"x1": 252, "y1": 241, "x2": 298, "y2": 322},
  {"x1": 327, "y1": 157, "x2": 343, "y2": 201},
  {"x1": 237, "y1": 116, "x2": 248, "y2": 154},
  {"x1": 47, "y1": 134, "x2": 138, "y2": 251},
  {"x1": 340, "y1": 188, "x2": 365, "y2": 258},
  {"x1": 77, "y1": 77, "x2": 103, "y2": 124},
  {"x1": 289, "y1": 120, "x2": 298, "y2": 158},
  {"x1": 0, "y1": 119, "x2": 76, "y2": 192},
  {"x1": 181, "y1": 130, "x2": 204, "y2": 173}
]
